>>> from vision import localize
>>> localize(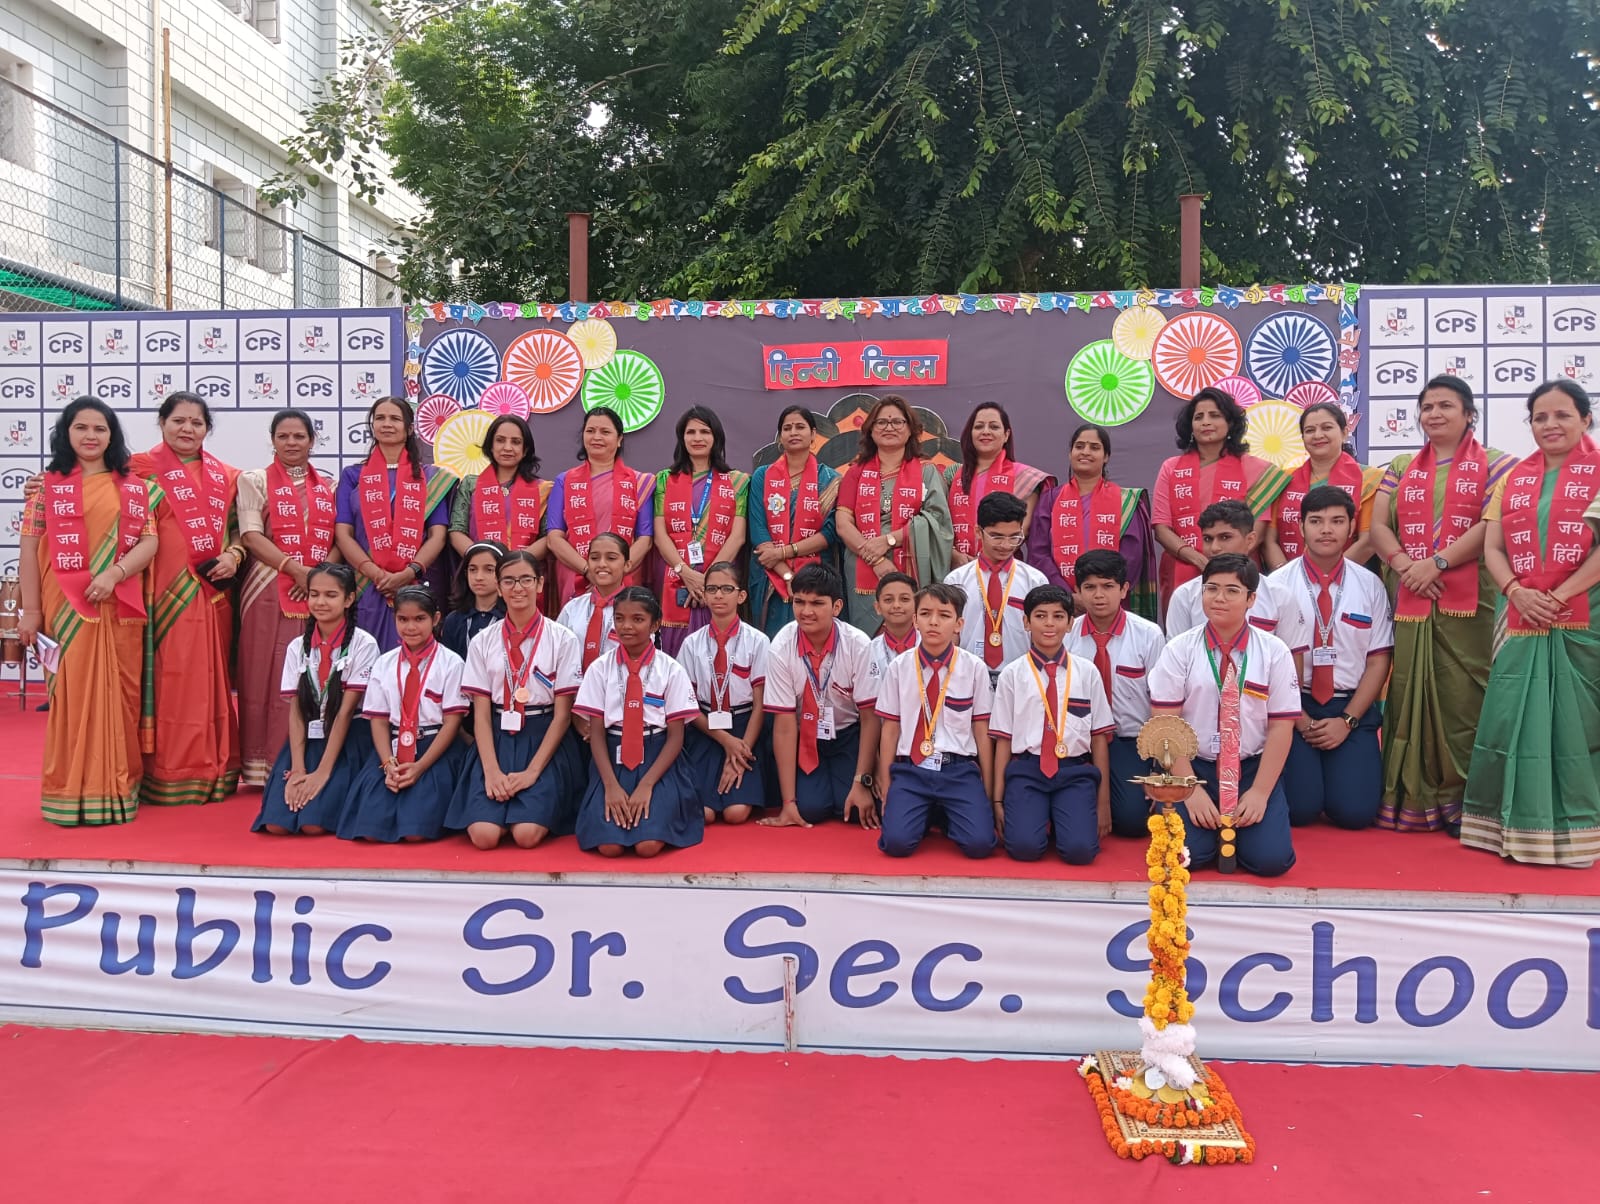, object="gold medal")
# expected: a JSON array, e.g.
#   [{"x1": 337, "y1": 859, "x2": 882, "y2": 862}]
[
  {"x1": 1054, "y1": 739, "x2": 1069, "y2": 759},
  {"x1": 919, "y1": 738, "x2": 935, "y2": 757},
  {"x1": 988, "y1": 631, "x2": 1003, "y2": 647},
  {"x1": 513, "y1": 686, "x2": 531, "y2": 705}
]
